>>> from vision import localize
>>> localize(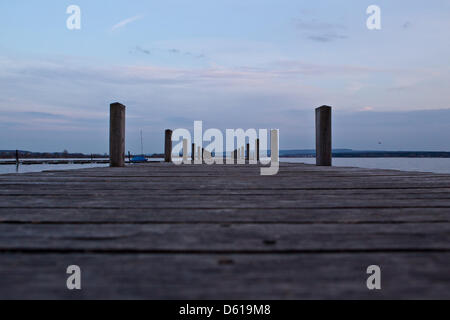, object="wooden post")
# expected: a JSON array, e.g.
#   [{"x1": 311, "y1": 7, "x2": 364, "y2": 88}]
[
  {"x1": 256, "y1": 139, "x2": 260, "y2": 162},
  {"x1": 246, "y1": 143, "x2": 250, "y2": 163},
  {"x1": 183, "y1": 139, "x2": 189, "y2": 164},
  {"x1": 165, "y1": 129, "x2": 173, "y2": 163},
  {"x1": 234, "y1": 149, "x2": 238, "y2": 164},
  {"x1": 110, "y1": 103, "x2": 126, "y2": 167},
  {"x1": 15, "y1": 150, "x2": 19, "y2": 165},
  {"x1": 316, "y1": 106, "x2": 332, "y2": 166},
  {"x1": 197, "y1": 146, "x2": 202, "y2": 163},
  {"x1": 191, "y1": 143, "x2": 195, "y2": 161}
]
